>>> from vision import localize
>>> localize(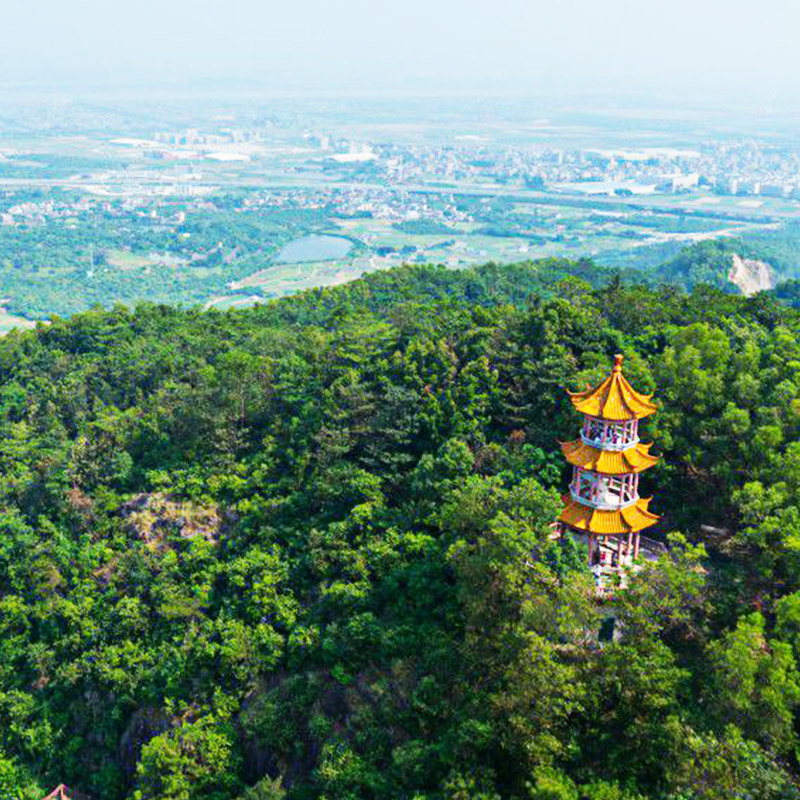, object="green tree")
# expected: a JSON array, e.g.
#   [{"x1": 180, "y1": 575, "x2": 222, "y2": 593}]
[
  {"x1": 134, "y1": 718, "x2": 241, "y2": 800},
  {"x1": 708, "y1": 612, "x2": 800, "y2": 754}
]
